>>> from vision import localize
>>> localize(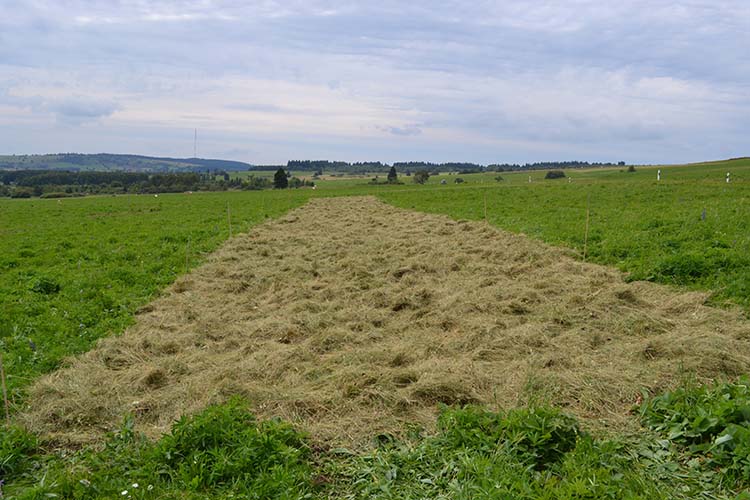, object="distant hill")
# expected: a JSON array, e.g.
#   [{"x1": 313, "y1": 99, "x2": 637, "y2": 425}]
[{"x1": 0, "y1": 153, "x2": 252, "y2": 172}]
